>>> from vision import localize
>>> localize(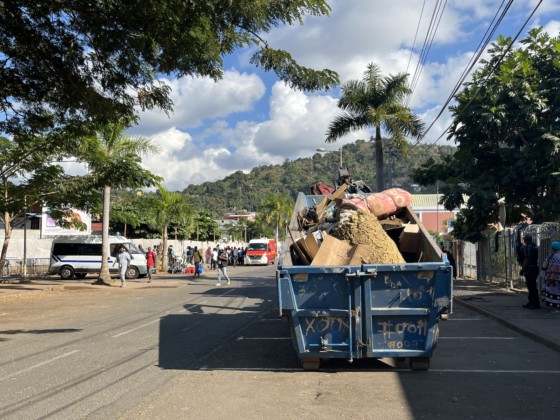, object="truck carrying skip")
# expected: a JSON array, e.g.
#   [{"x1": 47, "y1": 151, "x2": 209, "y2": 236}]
[{"x1": 277, "y1": 192, "x2": 453, "y2": 371}]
